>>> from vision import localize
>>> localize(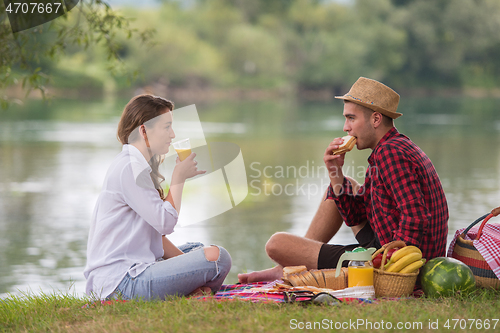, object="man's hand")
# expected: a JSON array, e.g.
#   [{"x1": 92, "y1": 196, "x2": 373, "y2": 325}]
[{"x1": 323, "y1": 137, "x2": 346, "y2": 196}]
